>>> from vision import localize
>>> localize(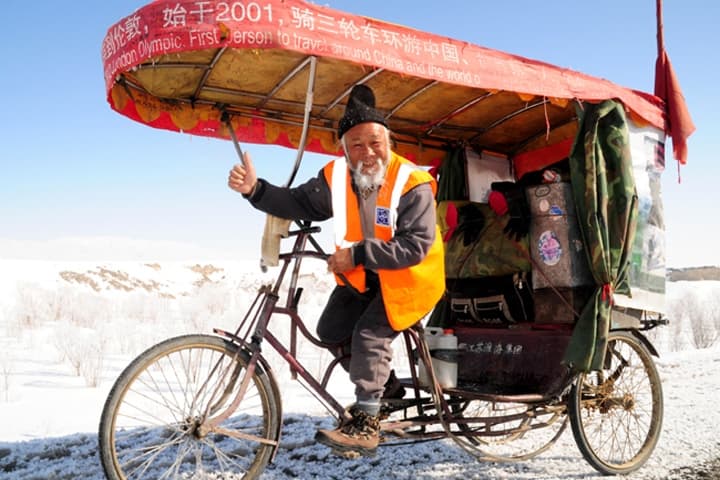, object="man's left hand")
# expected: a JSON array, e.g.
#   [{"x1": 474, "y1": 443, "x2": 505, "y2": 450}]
[{"x1": 327, "y1": 248, "x2": 354, "y2": 273}]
